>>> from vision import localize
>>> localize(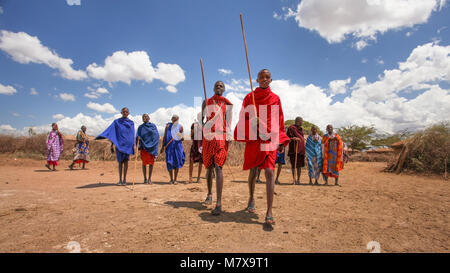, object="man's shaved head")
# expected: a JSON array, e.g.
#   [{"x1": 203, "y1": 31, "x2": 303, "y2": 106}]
[
  {"x1": 214, "y1": 81, "x2": 225, "y2": 96},
  {"x1": 257, "y1": 69, "x2": 271, "y2": 78}
]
